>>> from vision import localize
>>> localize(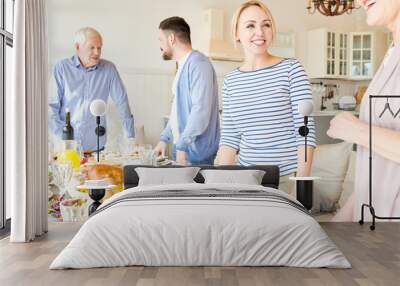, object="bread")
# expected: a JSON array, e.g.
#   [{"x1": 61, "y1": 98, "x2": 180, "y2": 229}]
[{"x1": 81, "y1": 162, "x2": 123, "y2": 192}]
